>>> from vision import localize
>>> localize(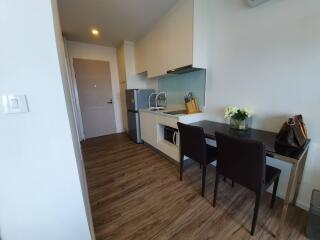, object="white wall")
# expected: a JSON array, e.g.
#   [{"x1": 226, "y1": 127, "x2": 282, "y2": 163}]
[
  {"x1": 52, "y1": 1, "x2": 95, "y2": 238},
  {"x1": 206, "y1": 0, "x2": 320, "y2": 209},
  {"x1": 0, "y1": 0, "x2": 92, "y2": 239},
  {"x1": 66, "y1": 41, "x2": 124, "y2": 137}
]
